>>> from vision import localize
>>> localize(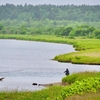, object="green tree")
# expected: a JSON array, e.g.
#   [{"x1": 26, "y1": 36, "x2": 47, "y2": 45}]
[
  {"x1": 20, "y1": 25, "x2": 27, "y2": 34},
  {"x1": 93, "y1": 30, "x2": 100, "y2": 37},
  {"x1": 0, "y1": 23, "x2": 4, "y2": 30},
  {"x1": 61, "y1": 27, "x2": 73, "y2": 36}
]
